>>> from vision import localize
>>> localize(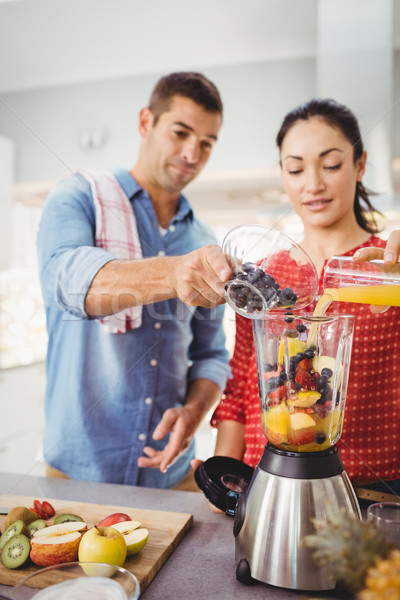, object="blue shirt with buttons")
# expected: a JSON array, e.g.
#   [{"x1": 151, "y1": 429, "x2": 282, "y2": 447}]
[{"x1": 37, "y1": 168, "x2": 231, "y2": 488}]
